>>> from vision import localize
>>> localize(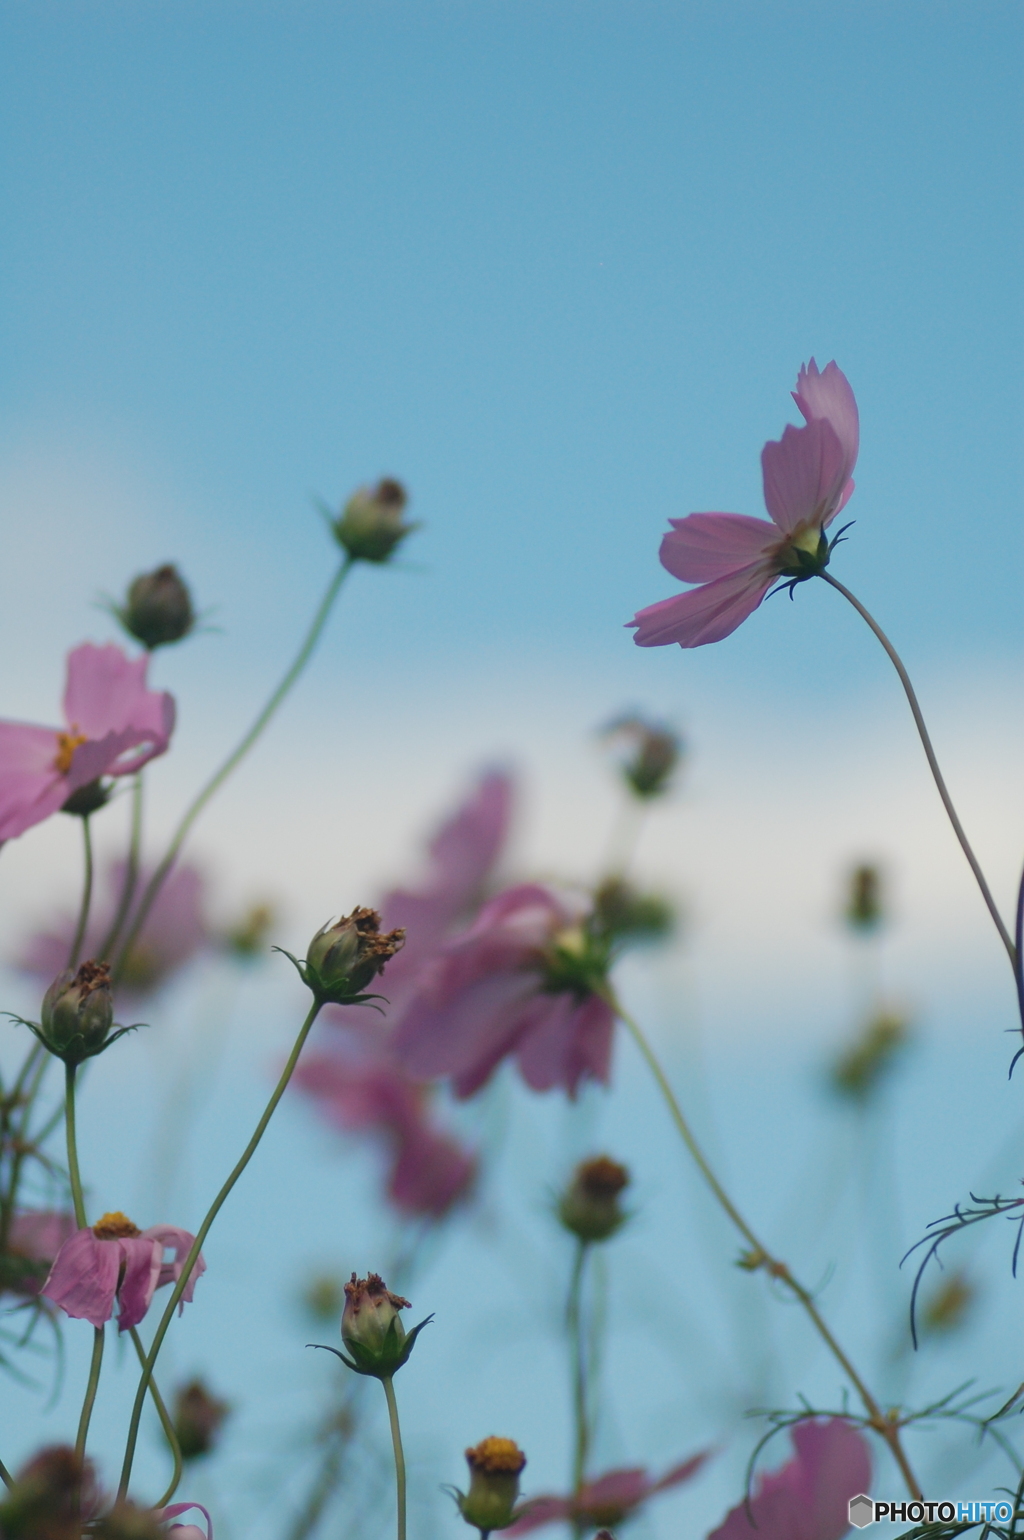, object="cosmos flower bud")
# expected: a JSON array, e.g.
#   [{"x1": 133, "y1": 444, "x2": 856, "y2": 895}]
[
  {"x1": 603, "y1": 715, "x2": 681, "y2": 800},
  {"x1": 332, "y1": 478, "x2": 417, "y2": 564},
  {"x1": 38, "y1": 962, "x2": 117, "y2": 1064},
  {"x1": 457, "y1": 1438, "x2": 527, "y2": 1533},
  {"x1": 291, "y1": 908, "x2": 405, "y2": 1006},
  {"x1": 0, "y1": 1445, "x2": 96, "y2": 1540},
  {"x1": 558, "y1": 1156, "x2": 630, "y2": 1243},
  {"x1": 331, "y1": 1271, "x2": 433, "y2": 1379},
  {"x1": 173, "y1": 1378, "x2": 230, "y2": 1461},
  {"x1": 845, "y1": 863, "x2": 884, "y2": 931},
  {"x1": 593, "y1": 877, "x2": 674, "y2": 945},
  {"x1": 116, "y1": 564, "x2": 196, "y2": 650}
]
